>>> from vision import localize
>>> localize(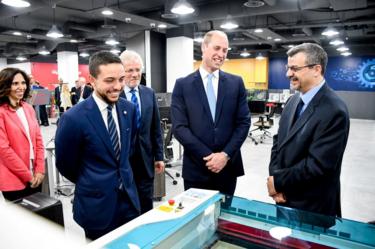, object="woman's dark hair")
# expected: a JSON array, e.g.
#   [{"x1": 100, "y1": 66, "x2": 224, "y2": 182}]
[{"x1": 0, "y1": 67, "x2": 31, "y2": 106}]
